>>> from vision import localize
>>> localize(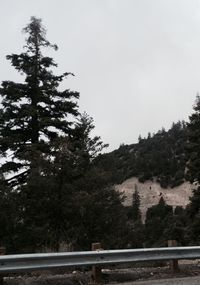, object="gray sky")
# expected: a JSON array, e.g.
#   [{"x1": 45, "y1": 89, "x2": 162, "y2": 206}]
[{"x1": 0, "y1": 0, "x2": 199, "y2": 151}]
